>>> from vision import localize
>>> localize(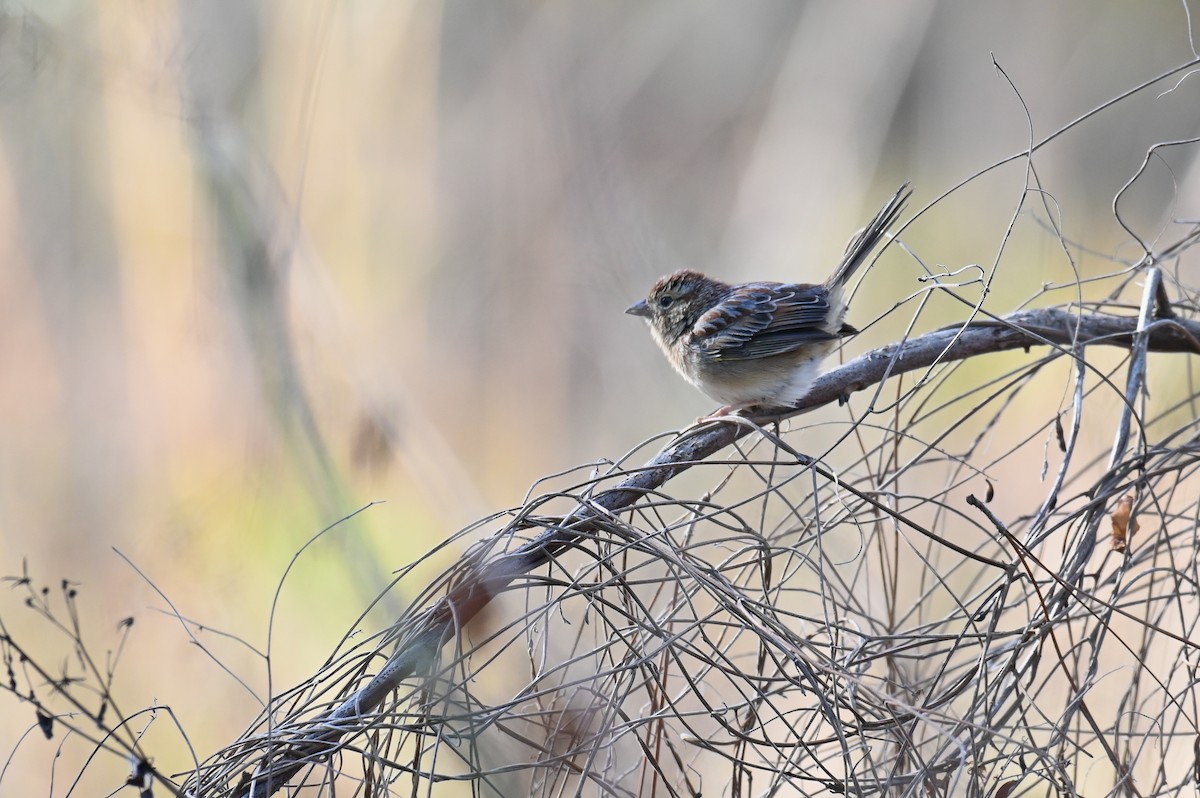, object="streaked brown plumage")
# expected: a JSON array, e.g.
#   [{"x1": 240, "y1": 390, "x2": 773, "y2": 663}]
[{"x1": 627, "y1": 183, "x2": 910, "y2": 416}]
